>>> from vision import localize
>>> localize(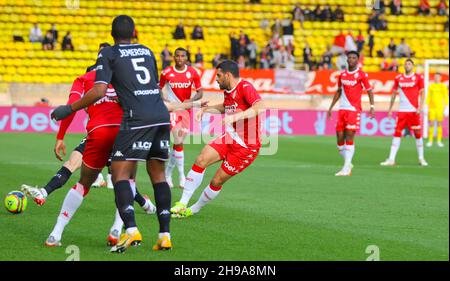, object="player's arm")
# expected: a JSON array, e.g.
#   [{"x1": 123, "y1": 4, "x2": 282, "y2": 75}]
[
  {"x1": 195, "y1": 103, "x2": 225, "y2": 122},
  {"x1": 184, "y1": 88, "x2": 203, "y2": 103},
  {"x1": 164, "y1": 100, "x2": 208, "y2": 112},
  {"x1": 327, "y1": 87, "x2": 342, "y2": 119},
  {"x1": 367, "y1": 89, "x2": 375, "y2": 118},
  {"x1": 387, "y1": 90, "x2": 398, "y2": 118},
  {"x1": 159, "y1": 69, "x2": 171, "y2": 102},
  {"x1": 184, "y1": 70, "x2": 204, "y2": 103},
  {"x1": 223, "y1": 100, "x2": 266, "y2": 126},
  {"x1": 417, "y1": 75, "x2": 425, "y2": 114}
]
